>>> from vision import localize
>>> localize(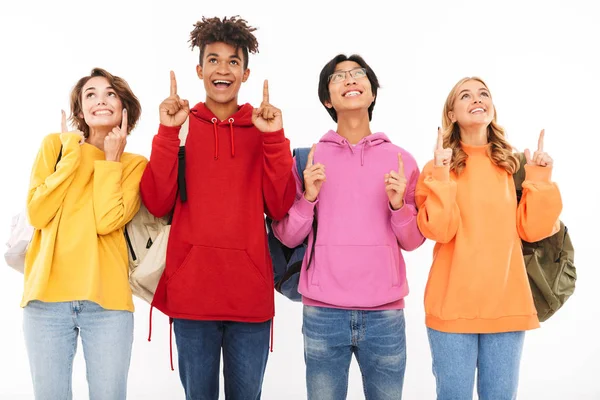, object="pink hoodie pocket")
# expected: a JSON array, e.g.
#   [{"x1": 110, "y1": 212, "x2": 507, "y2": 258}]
[{"x1": 309, "y1": 244, "x2": 402, "y2": 307}]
